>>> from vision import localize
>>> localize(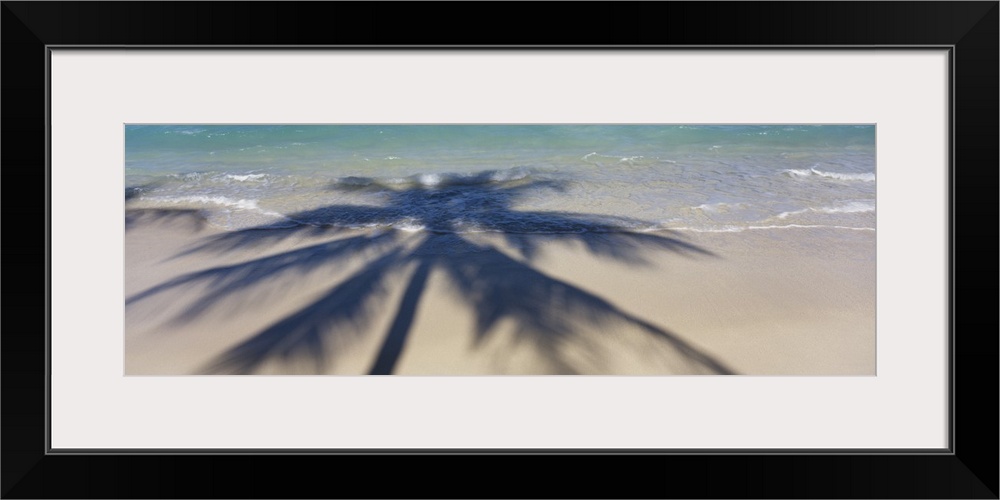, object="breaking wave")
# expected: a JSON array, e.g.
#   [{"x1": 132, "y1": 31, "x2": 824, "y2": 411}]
[
  {"x1": 776, "y1": 201, "x2": 875, "y2": 219},
  {"x1": 783, "y1": 167, "x2": 875, "y2": 182}
]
